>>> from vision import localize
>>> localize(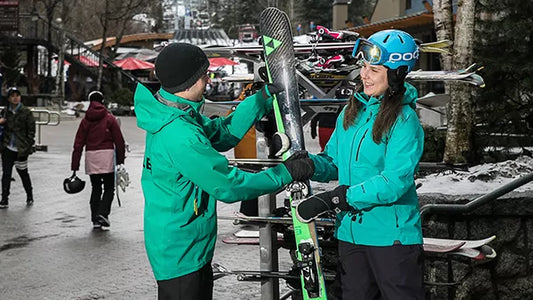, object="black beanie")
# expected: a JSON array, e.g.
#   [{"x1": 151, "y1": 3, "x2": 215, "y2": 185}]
[
  {"x1": 155, "y1": 43, "x2": 210, "y2": 94},
  {"x1": 88, "y1": 91, "x2": 104, "y2": 103}
]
